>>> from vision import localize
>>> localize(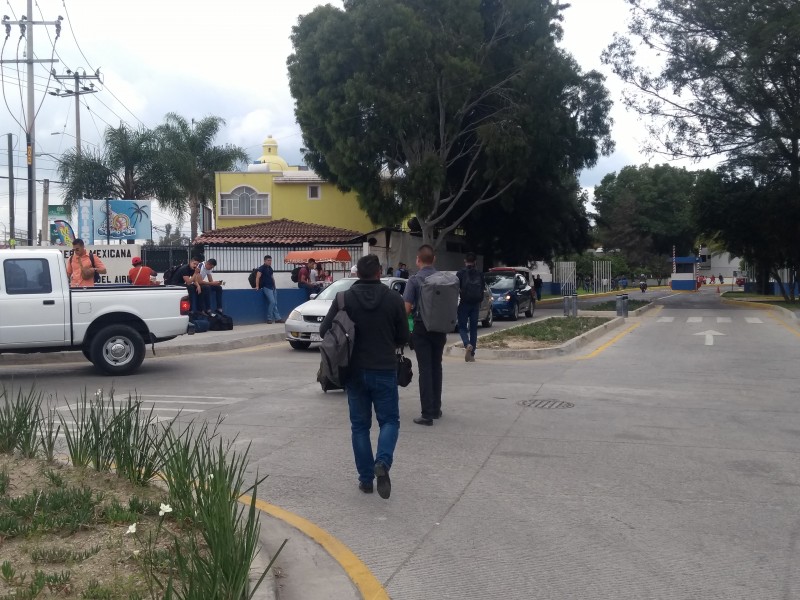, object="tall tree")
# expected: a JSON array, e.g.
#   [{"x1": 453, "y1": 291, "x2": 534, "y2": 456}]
[
  {"x1": 57, "y1": 125, "x2": 165, "y2": 216},
  {"x1": 288, "y1": 0, "x2": 613, "y2": 248},
  {"x1": 604, "y1": 0, "x2": 800, "y2": 187},
  {"x1": 593, "y1": 164, "x2": 700, "y2": 268},
  {"x1": 155, "y1": 114, "x2": 248, "y2": 242}
]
